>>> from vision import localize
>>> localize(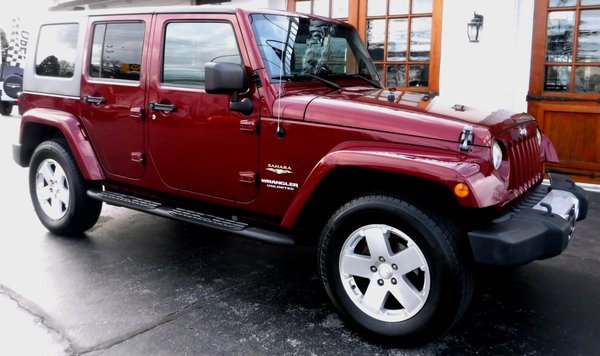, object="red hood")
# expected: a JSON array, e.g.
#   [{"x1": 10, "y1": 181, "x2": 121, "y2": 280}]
[{"x1": 273, "y1": 88, "x2": 536, "y2": 147}]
